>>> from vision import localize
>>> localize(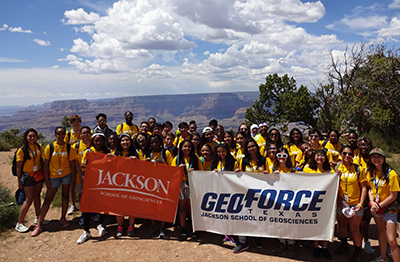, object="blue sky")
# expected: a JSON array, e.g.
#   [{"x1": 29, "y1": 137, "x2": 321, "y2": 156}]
[{"x1": 1, "y1": 0, "x2": 400, "y2": 106}]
